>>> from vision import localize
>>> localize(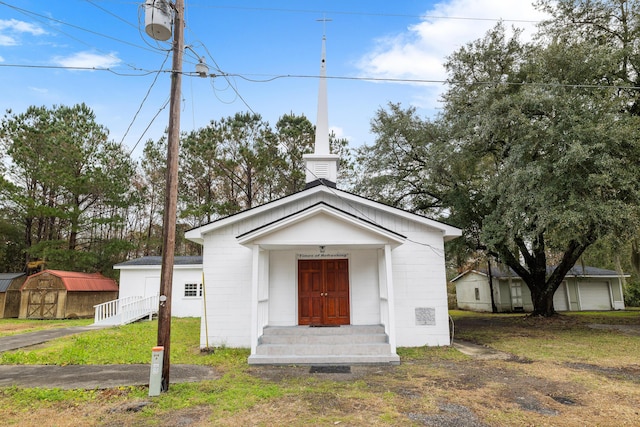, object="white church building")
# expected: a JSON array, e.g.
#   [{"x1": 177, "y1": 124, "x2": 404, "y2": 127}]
[{"x1": 185, "y1": 35, "x2": 461, "y2": 365}]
